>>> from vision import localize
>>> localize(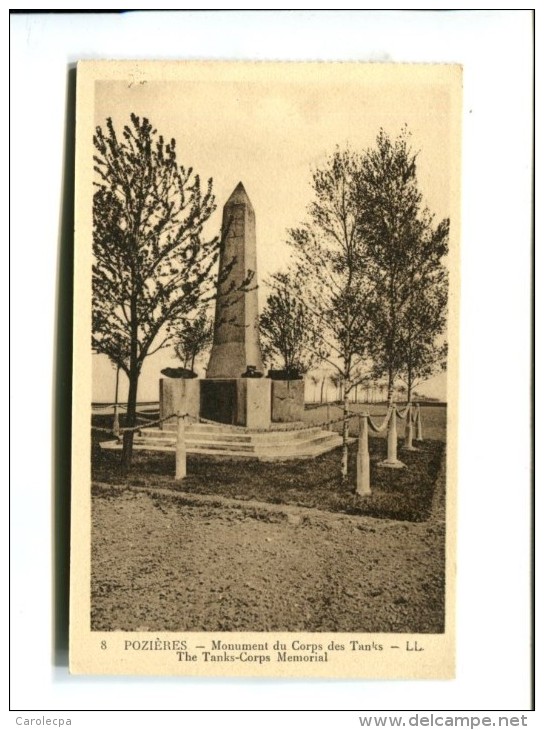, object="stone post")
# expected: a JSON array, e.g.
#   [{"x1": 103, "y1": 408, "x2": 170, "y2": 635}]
[
  {"x1": 416, "y1": 403, "x2": 424, "y2": 441},
  {"x1": 378, "y1": 406, "x2": 405, "y2": 469},
  {"x1": 403, "y1": 403, "x2": 417, "y2": 451},
  {"x1": 112, "y1": 405, "x2": 120, "y2": 439},
  {"x1": 388, "y1": 407, "x2": 398, "y2": 462},
  {"x1": 175, "y1": 415, "x2": 186, "y2": 480}
]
